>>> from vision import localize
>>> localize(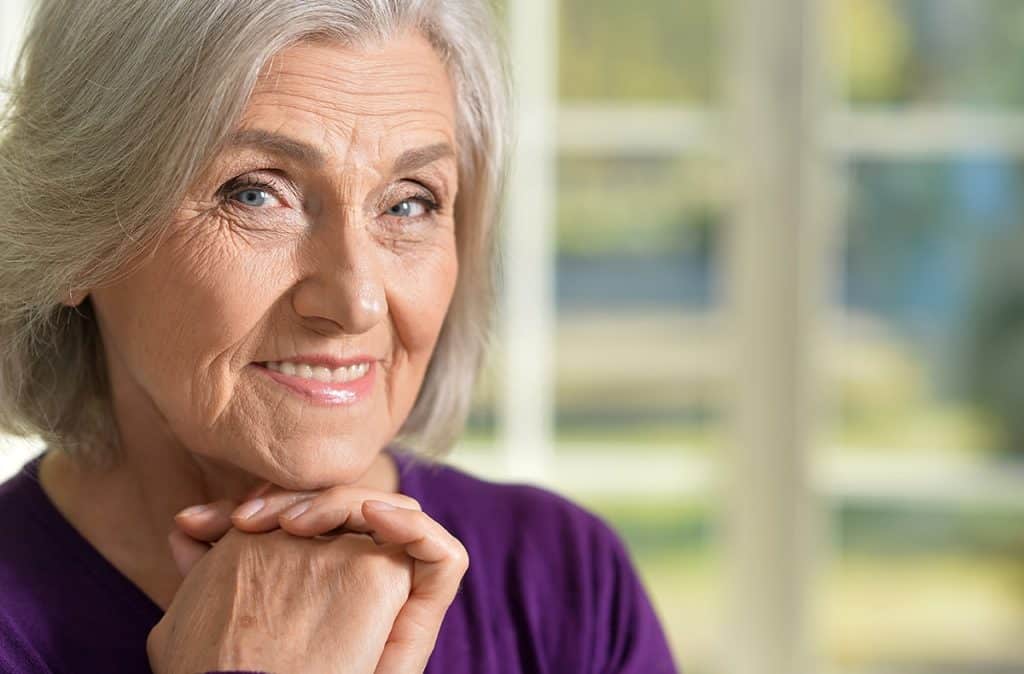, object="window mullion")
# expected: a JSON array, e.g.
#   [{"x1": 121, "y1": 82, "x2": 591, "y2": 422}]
[
  {"x1": 499, "y1": 0, "x2": 558, "y2": 483},
  {"x1": 720, "y1": 0, "x2": 831, "y2": 673}
]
